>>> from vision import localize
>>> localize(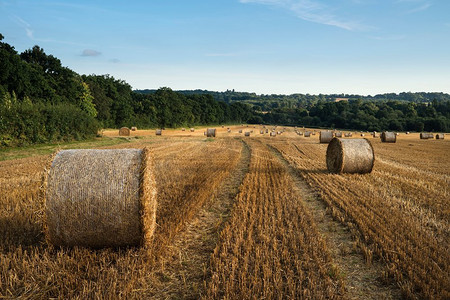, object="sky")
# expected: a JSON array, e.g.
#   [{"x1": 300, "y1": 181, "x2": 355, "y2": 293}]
[{"x1": 1, "y1": 0, "x2": 449, "y2": 95}]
